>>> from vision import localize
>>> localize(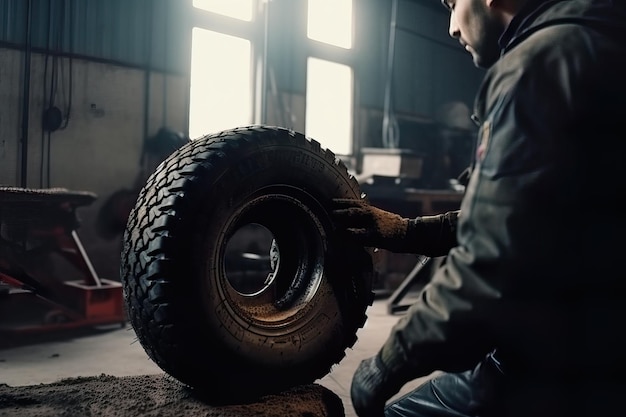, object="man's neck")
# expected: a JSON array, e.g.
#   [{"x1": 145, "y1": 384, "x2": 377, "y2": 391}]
[{"x1": 497, "y1": 0, "x2": 533, "y2": 27}]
